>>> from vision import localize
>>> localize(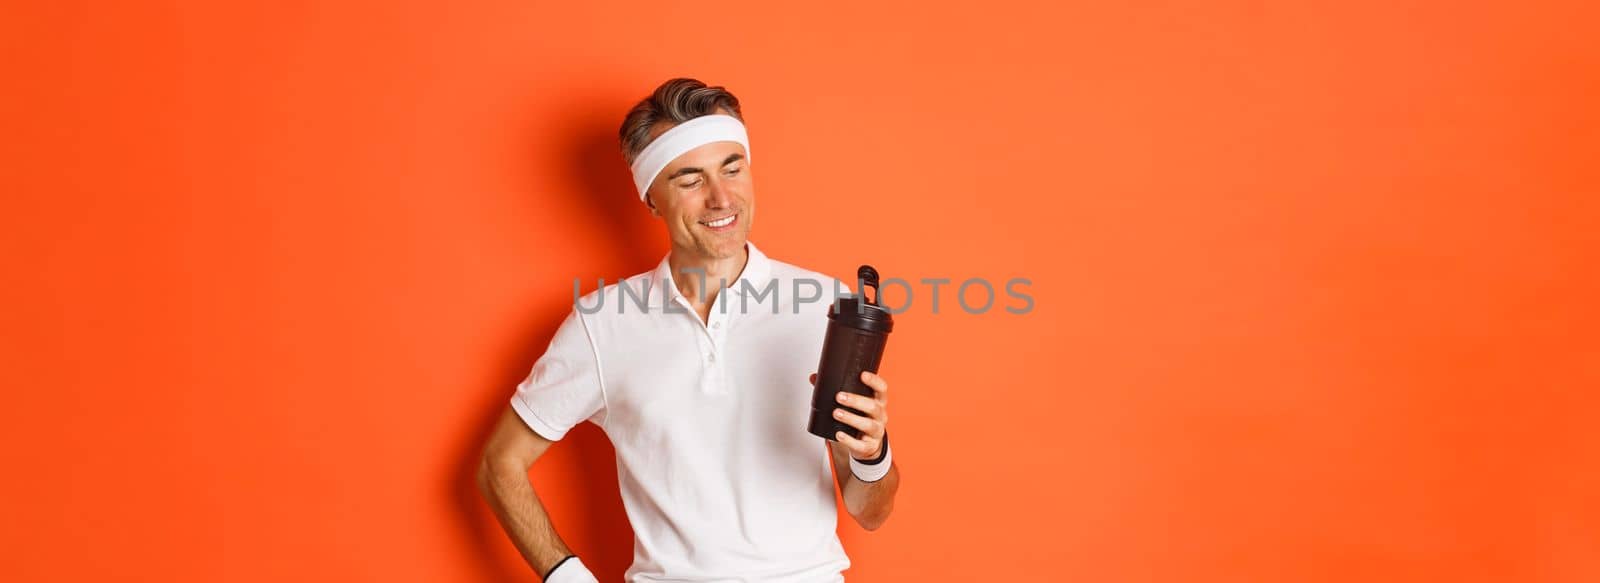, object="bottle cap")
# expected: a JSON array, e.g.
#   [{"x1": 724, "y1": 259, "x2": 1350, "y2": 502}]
[{"x1": 828, "y1": 265, "x2": 894, "y2": 334}]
